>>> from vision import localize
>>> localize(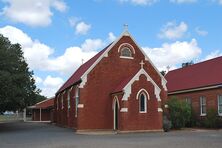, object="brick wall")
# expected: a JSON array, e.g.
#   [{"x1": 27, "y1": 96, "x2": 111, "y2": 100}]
[
  {"x1": 54, "y1": 35, "x2": 167, "y2": 131},
  {"x1": 168, "y1": 87, "x2": 222, "y2": 118}
]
